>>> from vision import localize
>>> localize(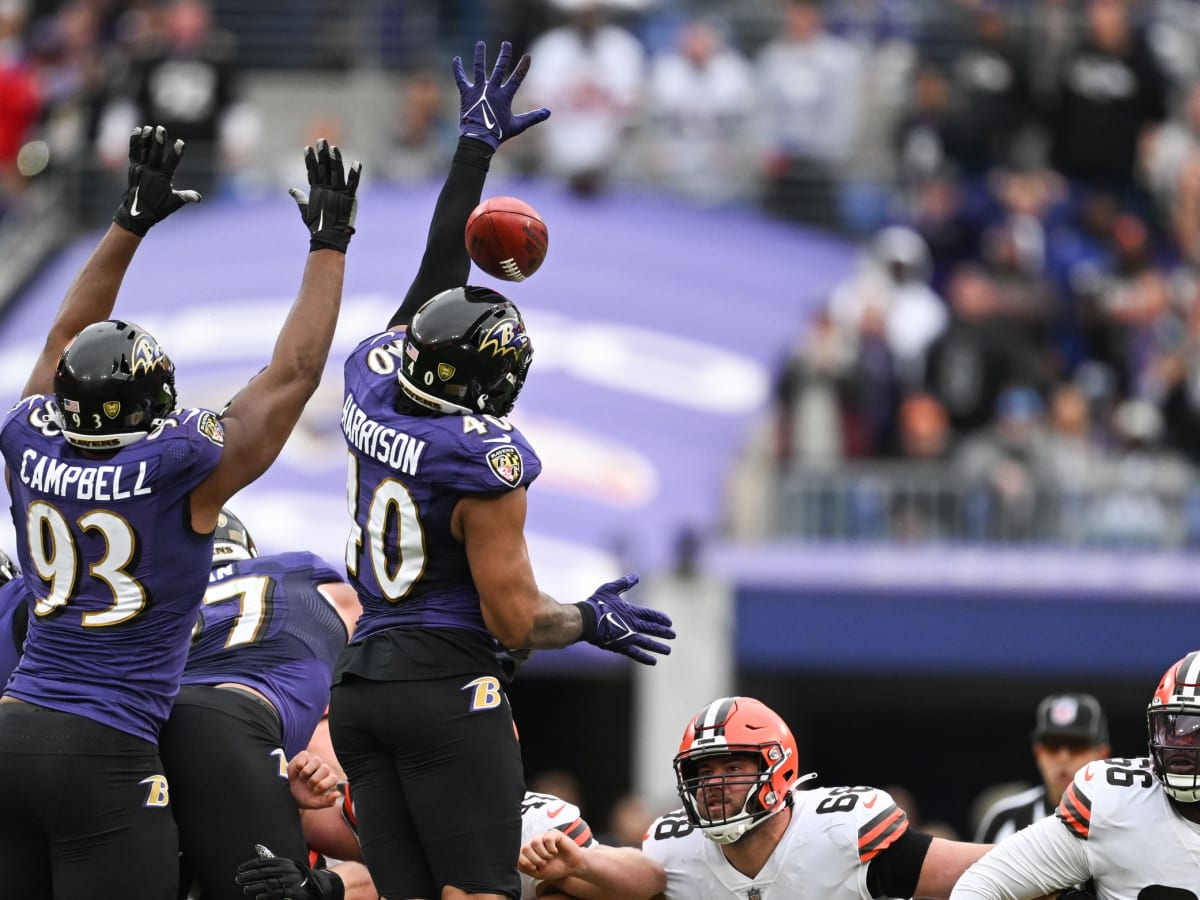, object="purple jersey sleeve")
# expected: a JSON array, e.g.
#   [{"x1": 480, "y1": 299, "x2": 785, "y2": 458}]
[
  {"x1": 183, "y1": 551, "x2": 349, "y2": 757},
  {"x1": 342, "y1": 334, "x2": 541, "y2": 643},
  {"x1": 0, "y1": 579, "x2": 30, "y2": 690},
  {"x1": 0, "y1": 400, "x2": 224, "y2": 741}
]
